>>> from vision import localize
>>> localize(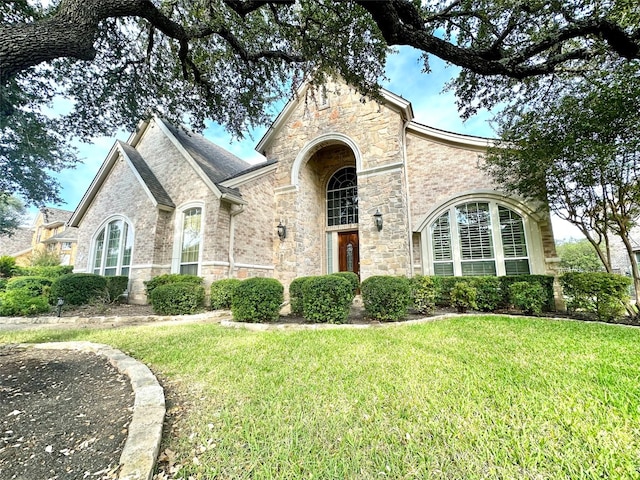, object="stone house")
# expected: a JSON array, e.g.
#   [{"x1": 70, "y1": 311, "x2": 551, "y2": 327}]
[{"x1": 70, "y1": 80, "x2": 559, "y2": 304}]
